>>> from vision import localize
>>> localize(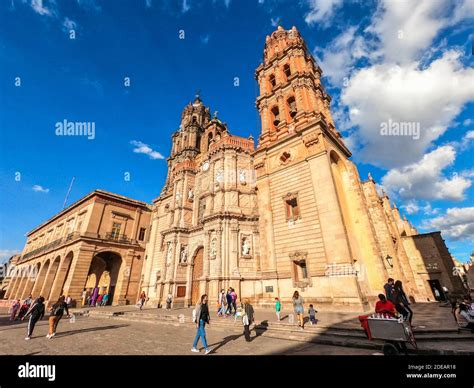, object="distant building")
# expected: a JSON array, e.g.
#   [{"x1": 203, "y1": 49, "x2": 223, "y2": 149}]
[{"x1": 5, "y1": 190, "x2": 150, "y2": 306}]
